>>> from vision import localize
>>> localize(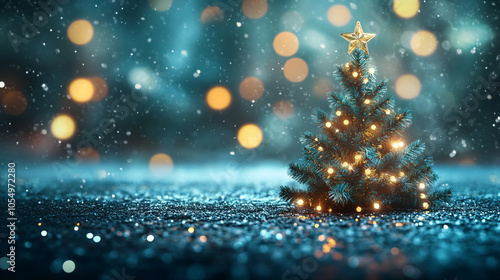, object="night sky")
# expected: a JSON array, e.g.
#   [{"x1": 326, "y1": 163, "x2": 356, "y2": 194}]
[{"x1": 1, "y1": 0, "x2": 499, "y2": 171}]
